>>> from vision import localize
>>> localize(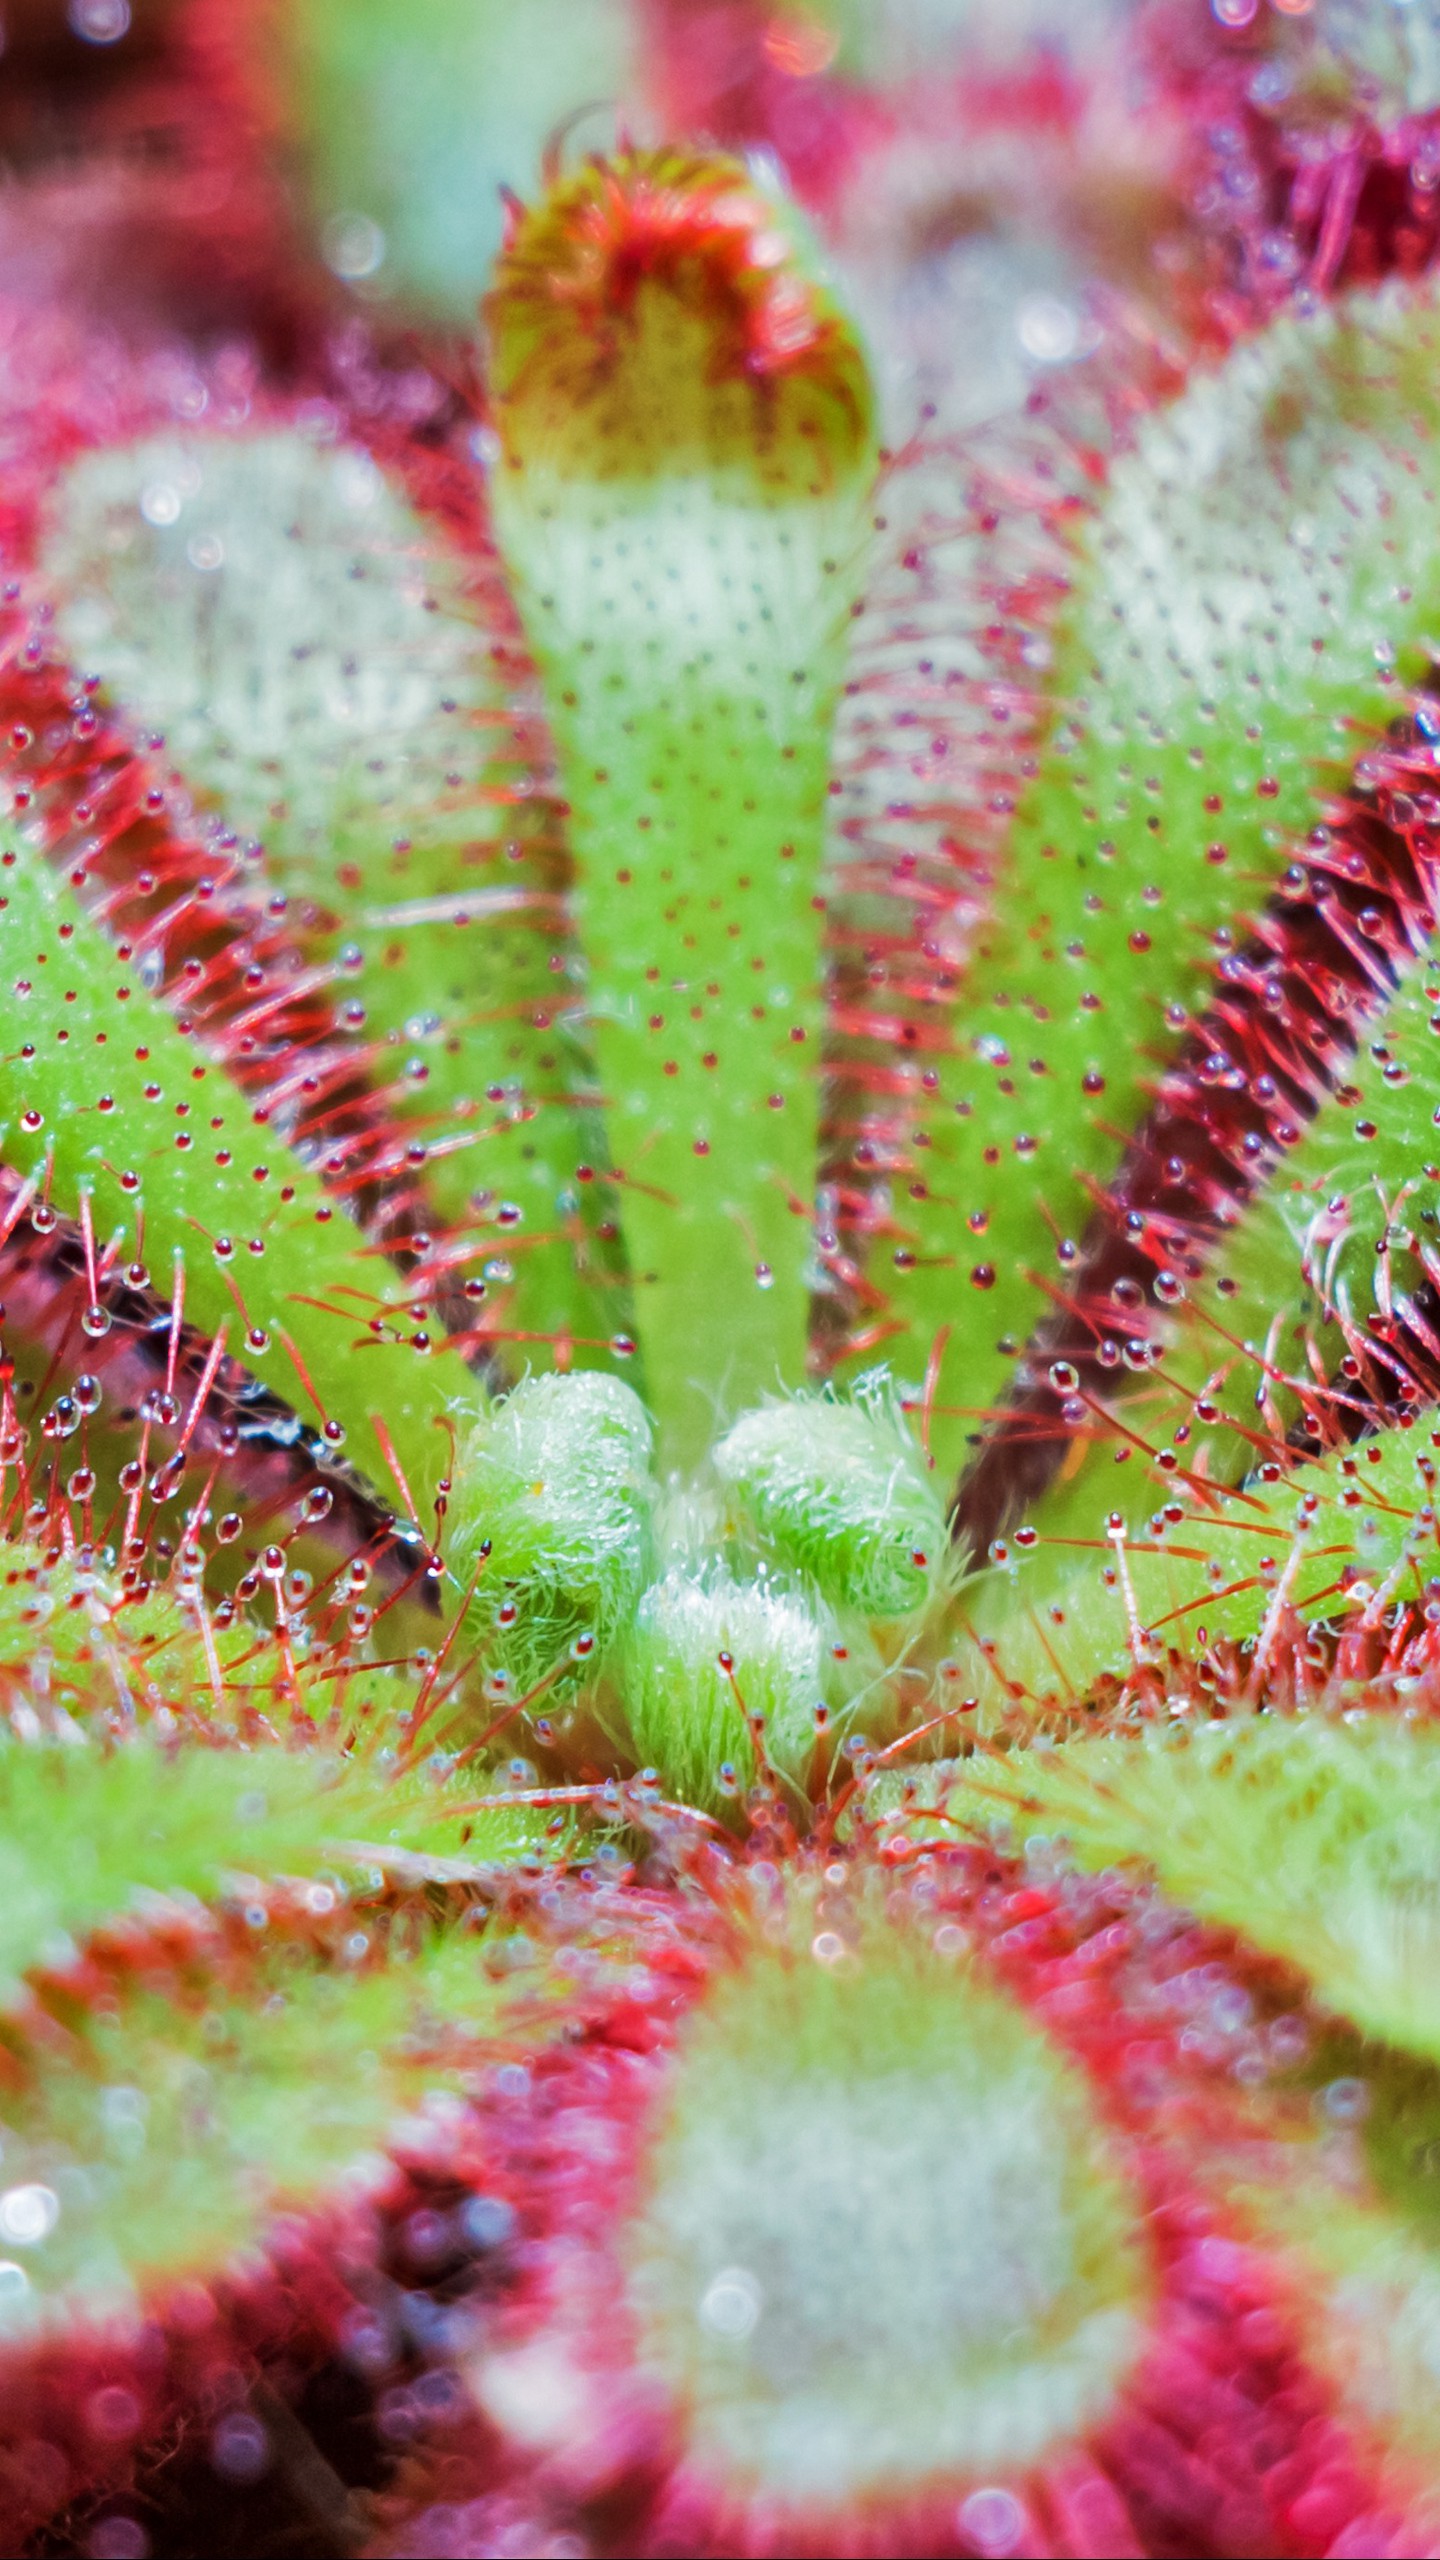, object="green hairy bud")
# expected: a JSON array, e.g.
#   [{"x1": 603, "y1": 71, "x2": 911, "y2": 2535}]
[
  {"x1": 714, "y1": 1374, "x2": 947, "y2": 1622},
  {"x1": 620, "y1": 1566, "x2": 835, "y2": 1810},
  {"x1": 449, "y1": 1367, "x2": 655, "y2": 1697}
]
